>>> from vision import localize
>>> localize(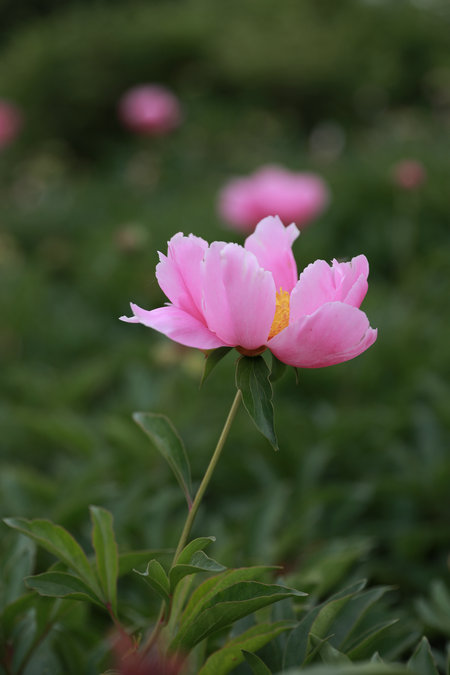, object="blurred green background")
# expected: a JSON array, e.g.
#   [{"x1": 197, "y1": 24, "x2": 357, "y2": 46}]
[{"x1": 1, "y1": 0, "x2": 450, "y2": 669}]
